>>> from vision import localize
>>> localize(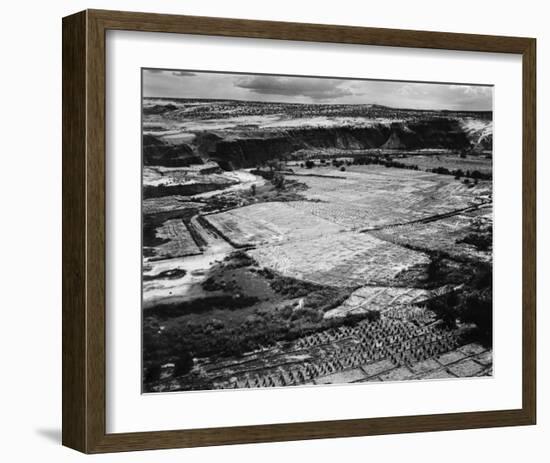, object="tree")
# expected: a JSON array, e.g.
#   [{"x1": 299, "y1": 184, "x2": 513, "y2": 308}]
[
  {"x1": 271, "y1": 173, "x2": 285, "y2": 190},
  {"x1": 144, "y1": 364, "x2": 161, "y2": 383},
  {"x1": 426, "y1": 257, "x2": 439, "y2": 283},
  {"x1": 459, "y1": 291, "x2": 492, "y2": 345},
  {"x1": 173, "y1": 350, "x2": 194, "y2": 377},
  {"x1": 266, "y1": 159, "x2": 283, "y2": 172},
  {"x1": 305, "y1": 160, "x2": 315, "y2": 169}
]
